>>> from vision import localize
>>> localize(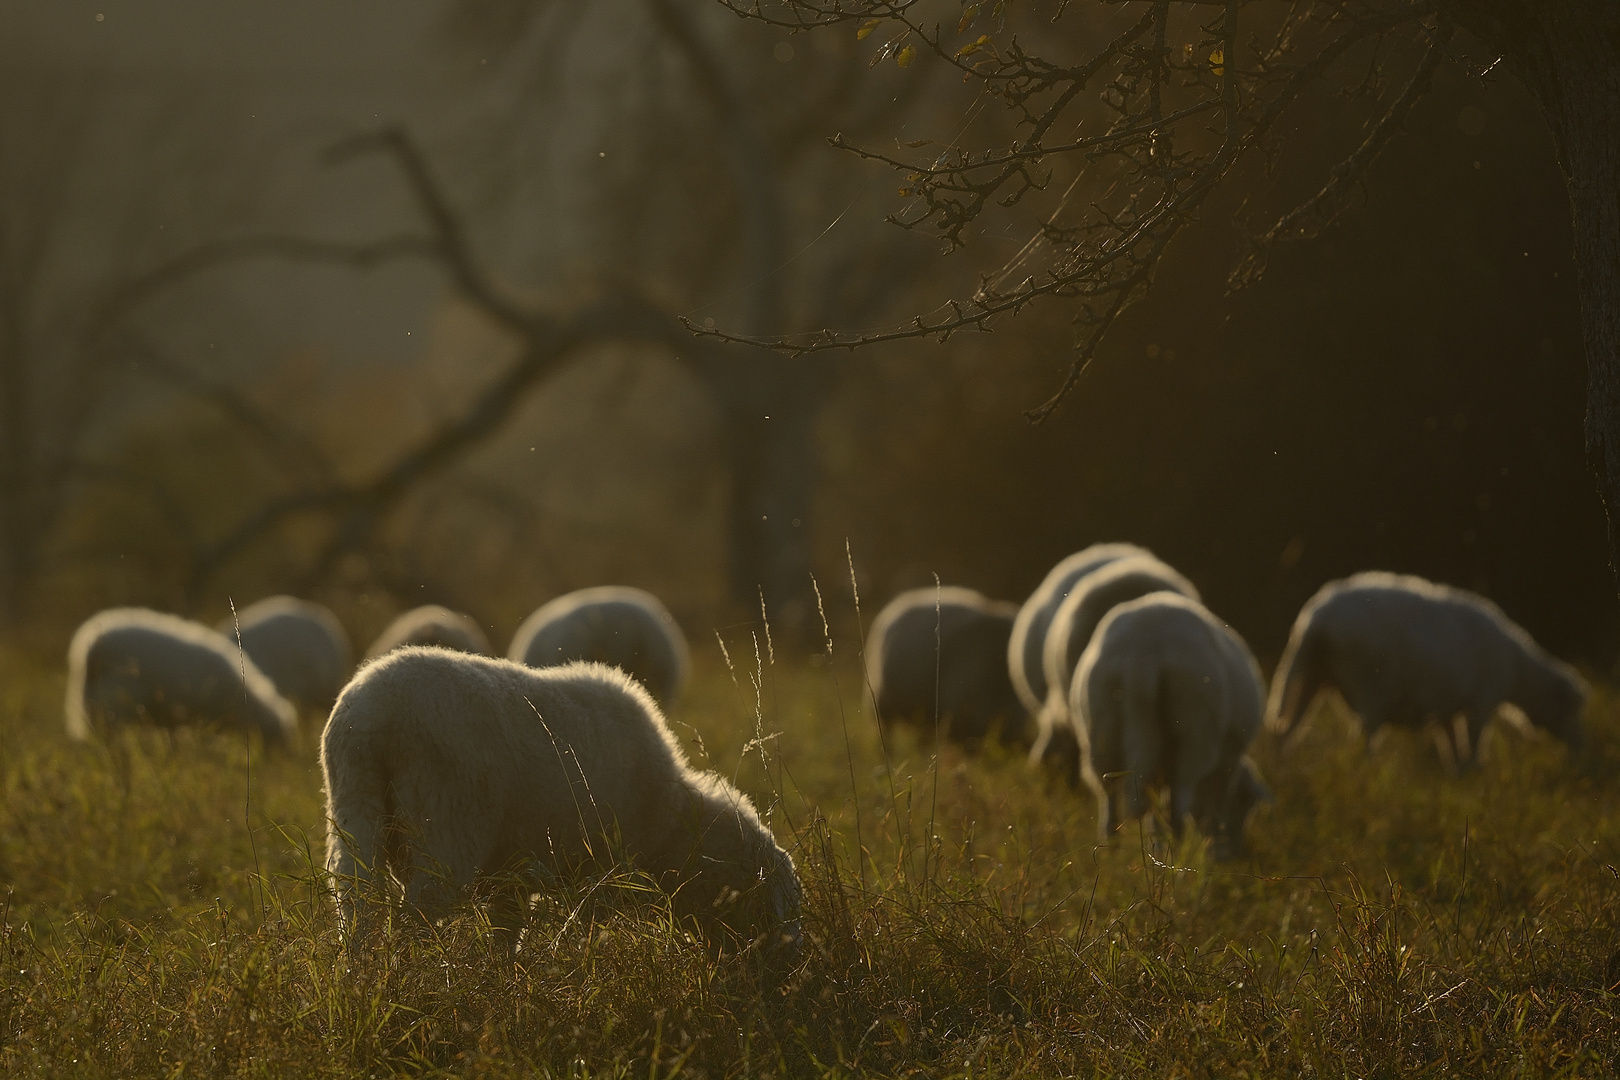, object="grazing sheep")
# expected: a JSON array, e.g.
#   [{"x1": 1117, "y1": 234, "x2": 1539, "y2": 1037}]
[
  {"x1": 364, "y1": 605, "x2": 491, "y2": 660},
  {"x1": 1007, "y1": 543, "x2": 1154, "y2": 718},
  {"x1": 65, "y1": 607, "x2": 298, "y2": 748},
  {"x1": 864, "y1": 586, "x2": 1023, "y2": 745},
  {"x1": 508, "y1": 586, "x2": 689, "y2": 704},
  {"x1": 1072, "y1": 593, "x2": 1268, "y2": 860},
  {"x1": 1266, "y1": 571, "x2": 1586, "y2": 767},
  {"x1": 321, "y1": 649, "x2": 801, "y2": 963},
  {"x1": 1031, "y1": 556, "x2": 1200, "y2": 776},
  {"x1": 219, "y1": 596, "x2": 353, "y2": 717}
]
